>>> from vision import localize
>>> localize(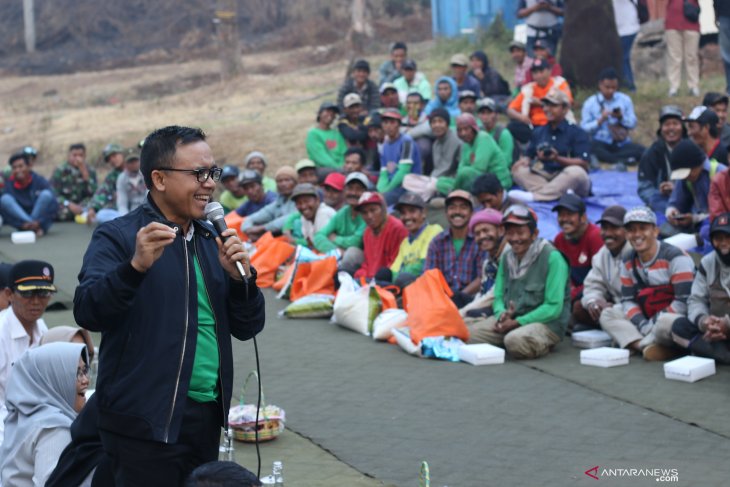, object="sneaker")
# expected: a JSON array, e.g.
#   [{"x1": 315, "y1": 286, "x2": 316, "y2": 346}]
[
  {"x1": 668, "y1": 89, "x2": 678, "y2": 97},
  {"x1": 689, "y1": 87, "x2": 700, "y2": 97},
  {"x1": 507, "y1": 189, "x2": 534, "y2": 204},
  {"x1": 642, "y1": 344, "x2": 683, "y2": 362}
]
